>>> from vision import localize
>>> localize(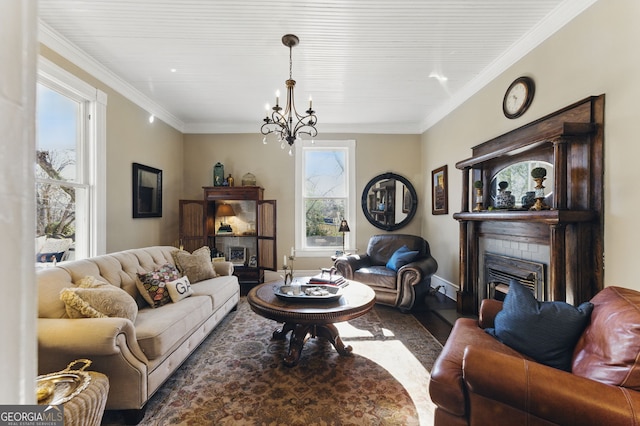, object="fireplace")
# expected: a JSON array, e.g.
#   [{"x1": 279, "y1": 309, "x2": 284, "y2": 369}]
[
  {"x1": 453, "y1": 96, "x2": 604, "y2": 314},
  {"x1": 484, "y1": 253, "x2": 545, "y2": 301}
]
